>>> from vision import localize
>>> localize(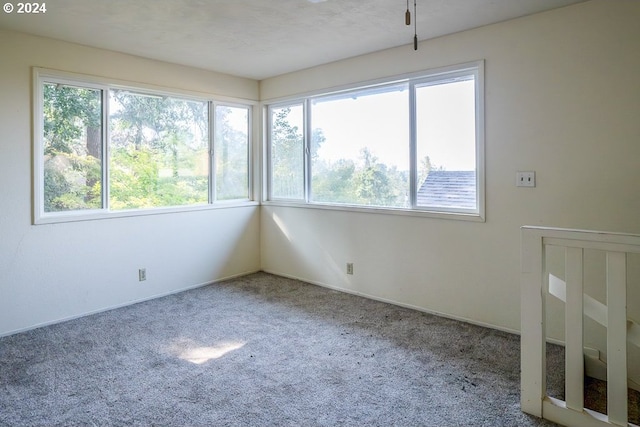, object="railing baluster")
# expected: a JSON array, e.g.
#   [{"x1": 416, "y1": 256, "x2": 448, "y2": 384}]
[
  {"x1": 606, "y1": 251, "x2": 627, "y2": 426},
  {"x1": 565, "y1": 247, "x2": 584, "y2": 411}
]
